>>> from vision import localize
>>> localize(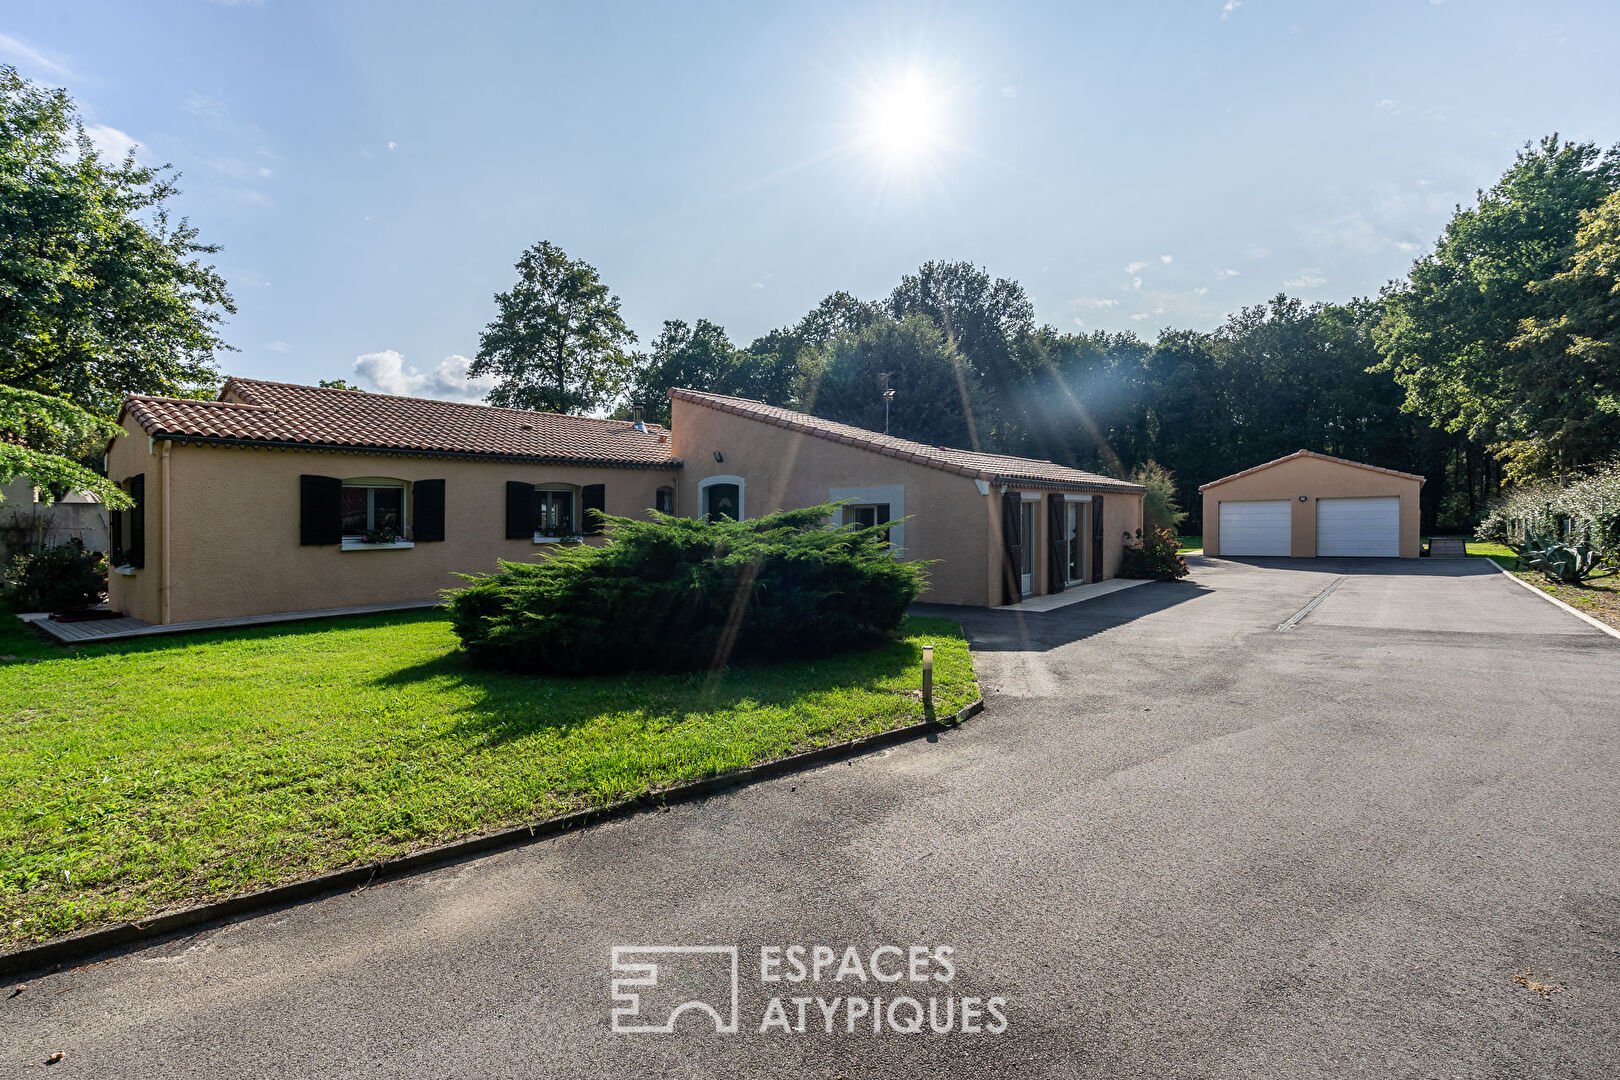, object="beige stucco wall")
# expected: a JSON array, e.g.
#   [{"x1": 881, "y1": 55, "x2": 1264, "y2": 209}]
[
  {"x1": 670, "y1": 398, "x2": 1144, "y2": 606},
  {"x1": 106, "y1": 419, "x2": 680, "y2": 624},
  {"x1": 1201, "y1": 456, "x2": 1423, "y2": 559}
]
